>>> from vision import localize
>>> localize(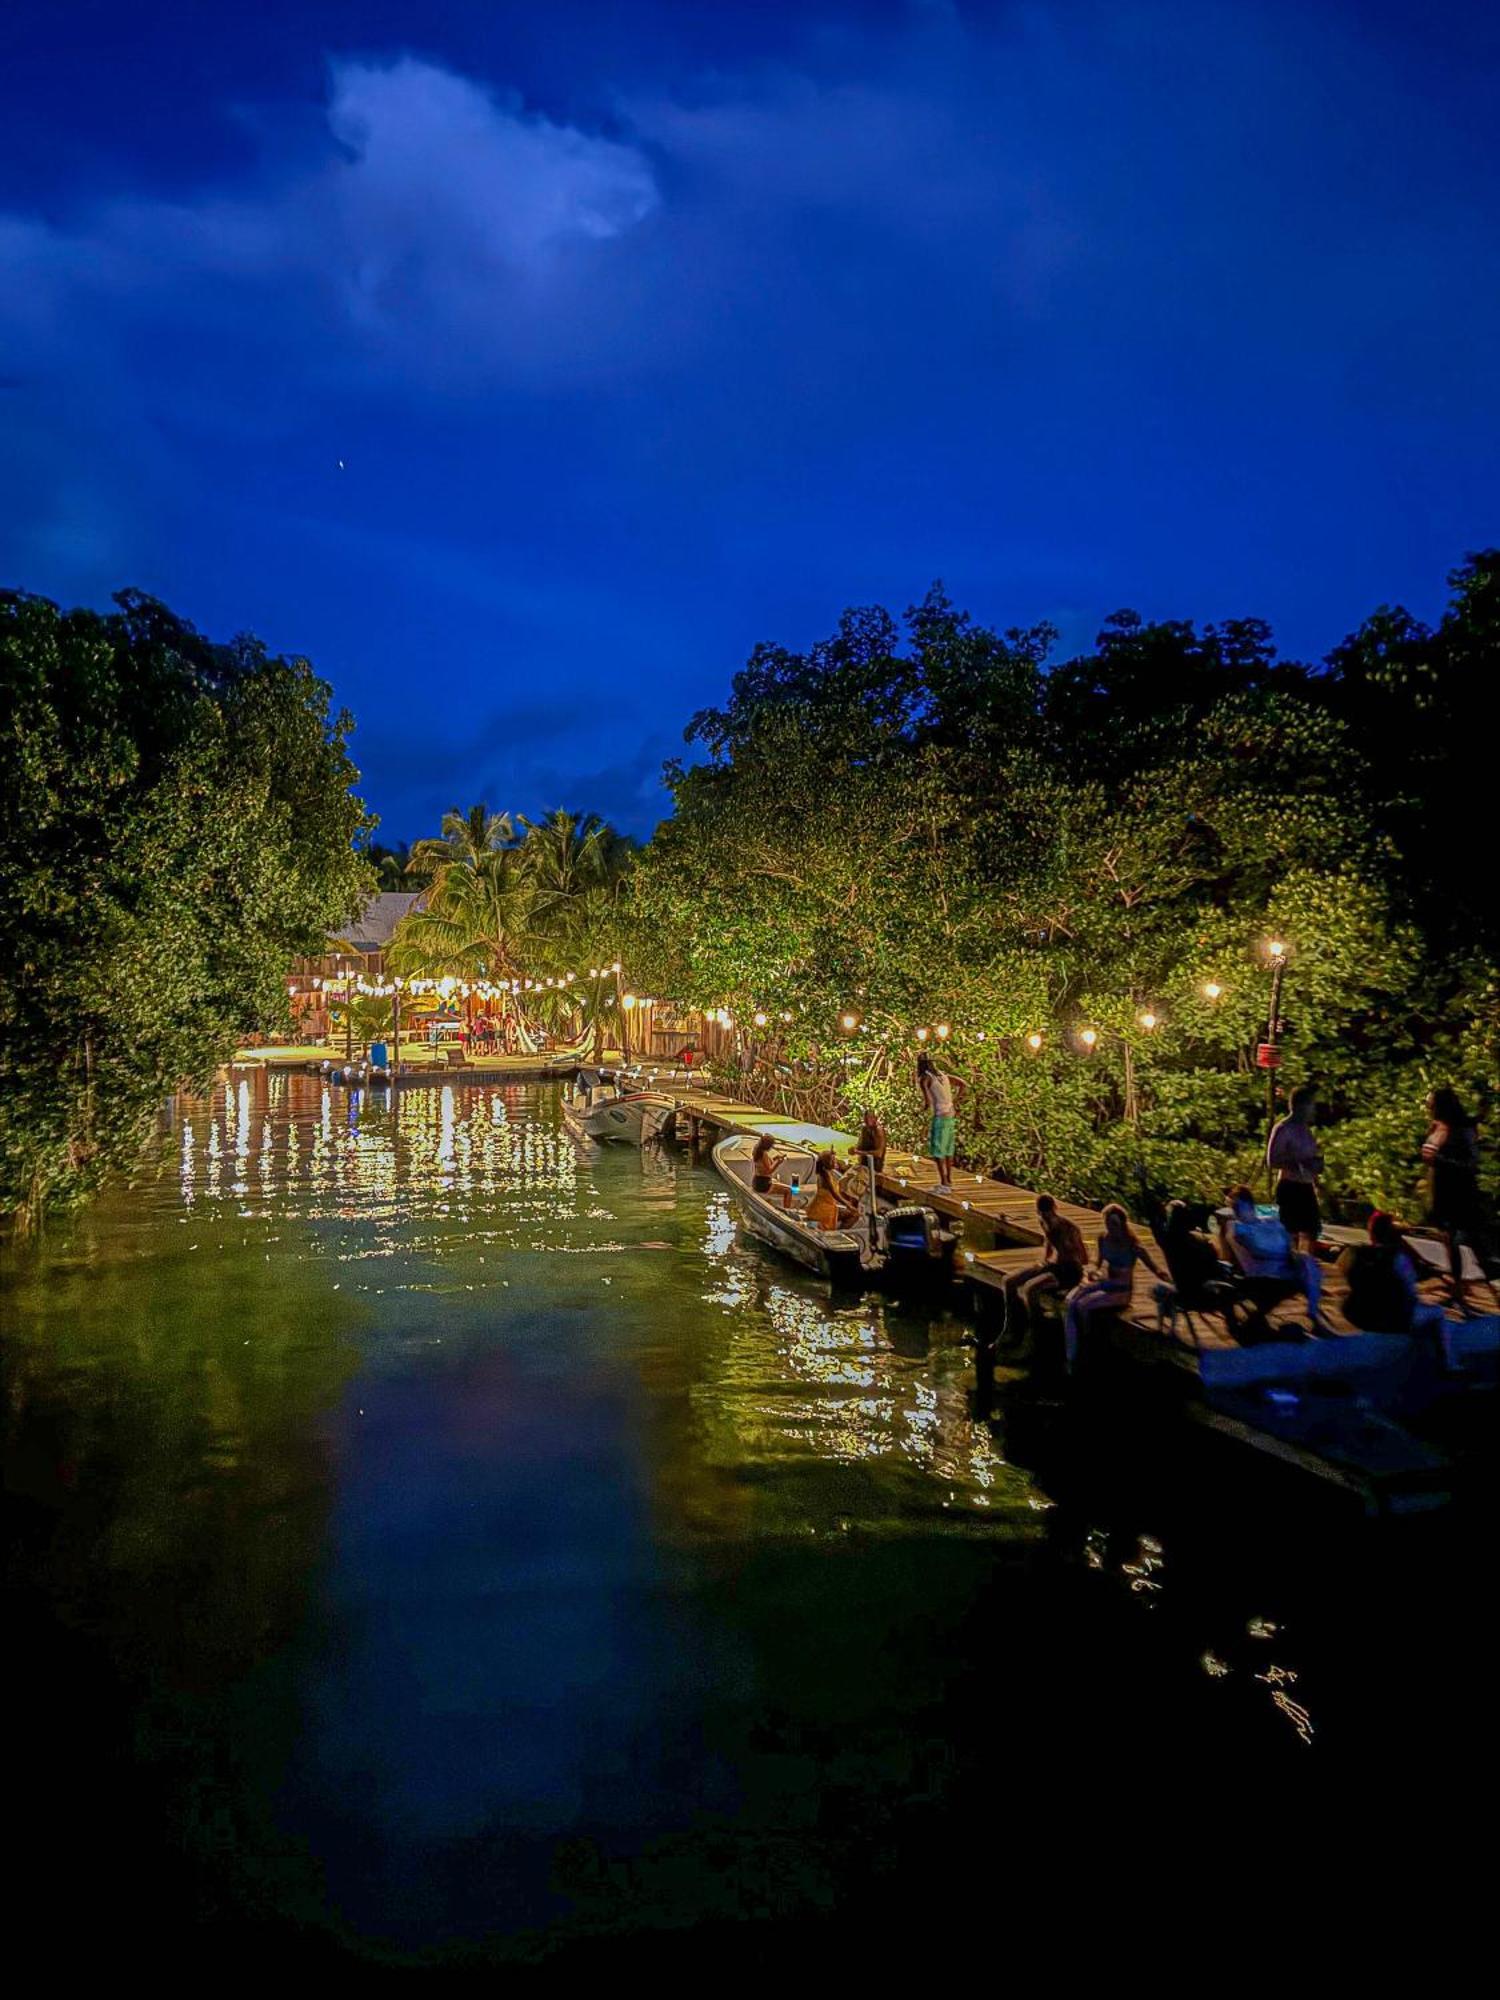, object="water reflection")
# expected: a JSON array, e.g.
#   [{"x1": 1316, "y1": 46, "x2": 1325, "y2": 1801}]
[{"x1": 3, "y1": 1074, "x2": 1481, "y2": 1961}]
